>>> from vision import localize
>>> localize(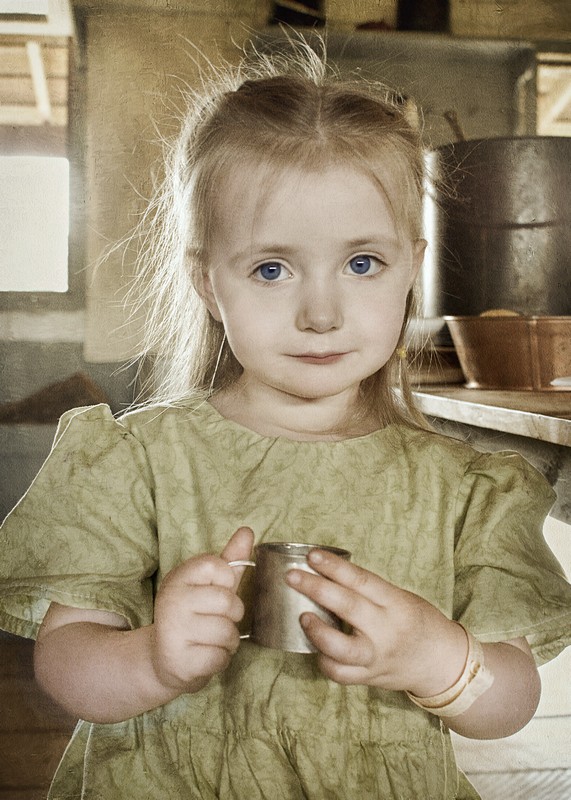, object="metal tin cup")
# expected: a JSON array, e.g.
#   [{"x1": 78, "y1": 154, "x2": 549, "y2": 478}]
[{"x1": 229, "y1": 541, "x2": 351, "y2": 653}]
